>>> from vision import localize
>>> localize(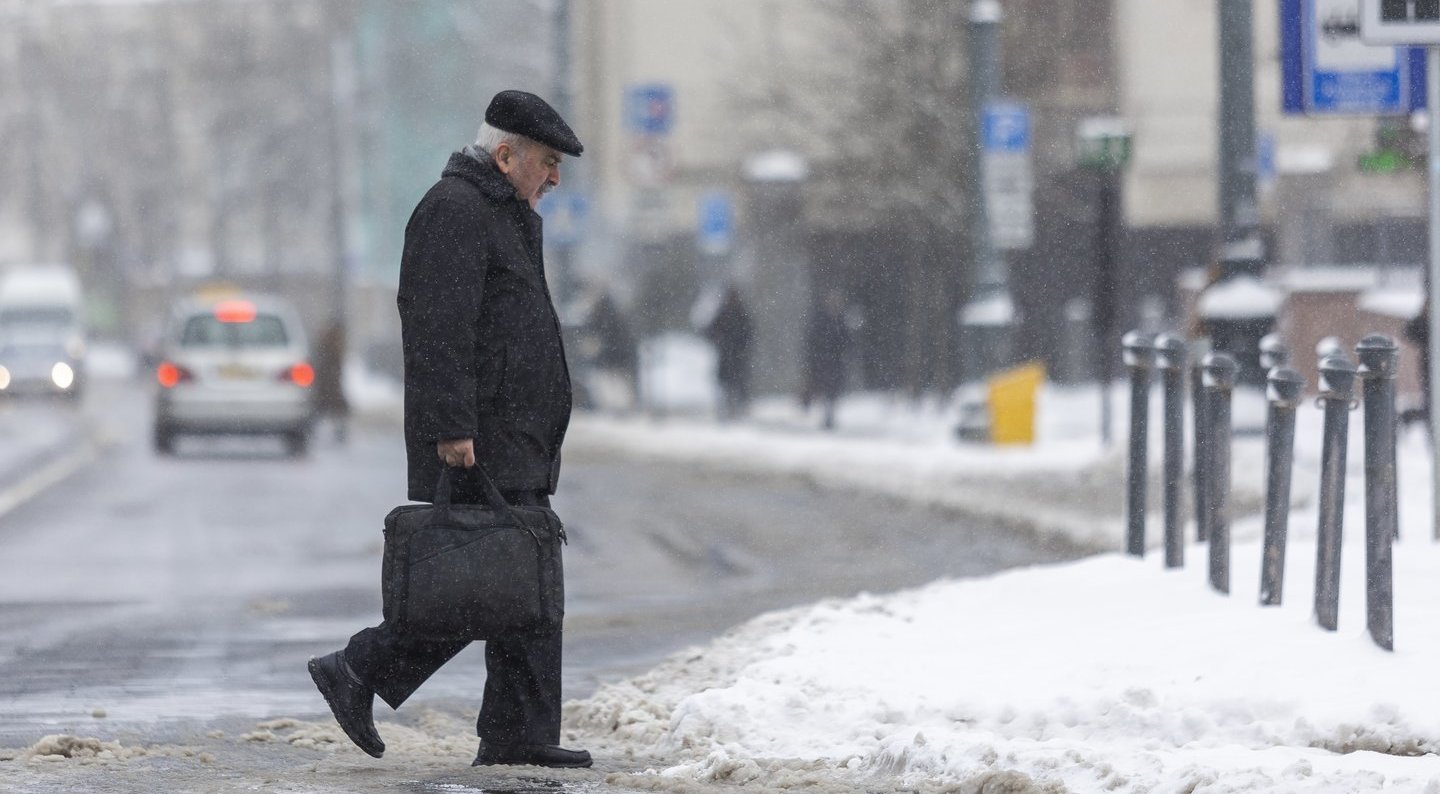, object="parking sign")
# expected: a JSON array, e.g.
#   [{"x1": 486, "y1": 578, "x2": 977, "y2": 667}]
[{"x1": 981, "y1": 102, "x2": 1033, "y2": 249}]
